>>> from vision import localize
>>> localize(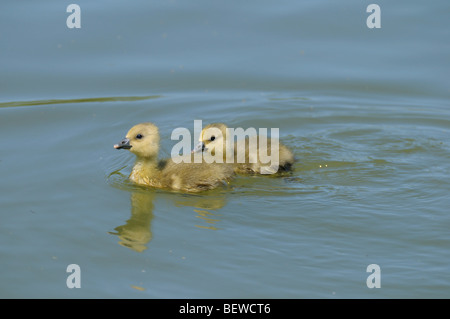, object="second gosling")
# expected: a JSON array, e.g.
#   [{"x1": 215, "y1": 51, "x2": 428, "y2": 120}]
[
  {"x1": 194, "y1": 123, "x2": 295, "y2": 175},
  {"x1": 114, "y1": 123, "x2": 234, "y2": 193}
]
